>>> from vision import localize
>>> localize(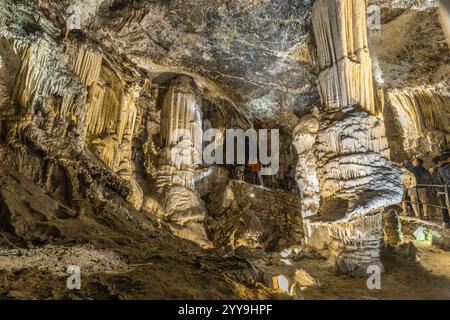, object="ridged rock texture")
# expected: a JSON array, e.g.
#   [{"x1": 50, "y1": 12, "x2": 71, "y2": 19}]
[
  {"x1": 303, "y1": 0, "x2": 403, "y2": 273},
  {"x1": 293, "y1": 111, "x2": 320, "y2": 218},
  {"x1": 386, "y1": 84, "x2": 450, "y2": 157},
  {"x1": 155, "y1": 75, "x2": 211, "y2": 247},
  {"x1": 313, "y1": 0, "x2": 378, "y2": 115},
  {"x1": 369, "y1": 0, "x2": 450, "y2": 160}
]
